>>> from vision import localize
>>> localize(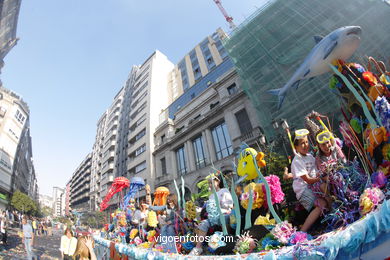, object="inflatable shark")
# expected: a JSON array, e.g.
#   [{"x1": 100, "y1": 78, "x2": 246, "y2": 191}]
[{"x1": 268, "y1": 26, "x2": 362, "y2": 109}]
